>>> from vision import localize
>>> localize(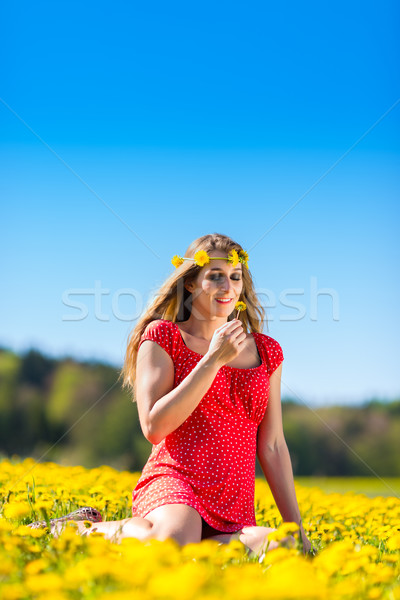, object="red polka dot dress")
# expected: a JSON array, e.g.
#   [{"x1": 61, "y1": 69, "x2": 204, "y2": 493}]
[{"x1": 131, "y1": 319, "x2": 284, "y2": 533}]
